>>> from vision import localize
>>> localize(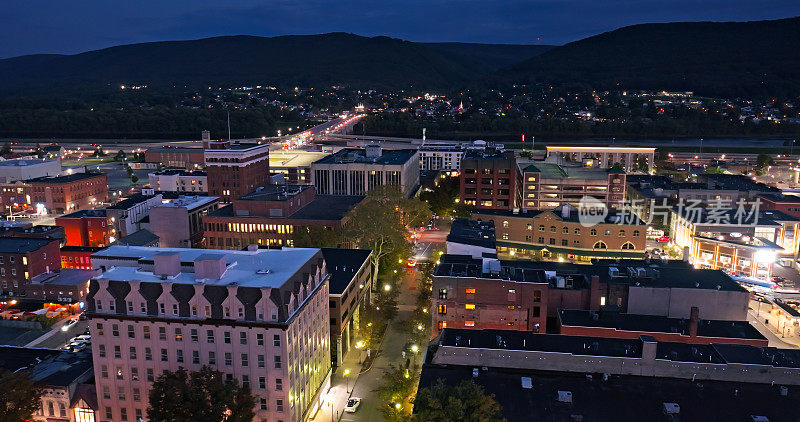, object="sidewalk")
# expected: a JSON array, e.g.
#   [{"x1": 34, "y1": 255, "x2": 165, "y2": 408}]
[
  {"x1": 341, "y1": 269, "x2": 421, "y2": 421},
  {"x1": 309, "y1": 345, "x2": 365, "y2": 422},
  {"x1": 748, "y1": 300, "x2": 800, "y2": 348}
]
